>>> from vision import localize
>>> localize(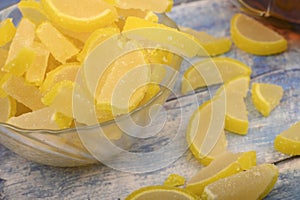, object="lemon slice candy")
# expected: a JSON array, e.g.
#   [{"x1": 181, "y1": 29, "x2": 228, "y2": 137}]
[
  {"x1": 106, "y1": 0, "x2": 173, "y2": 13},
  {"x1": 41, "y1": 0, "x2": 118, "y2": 32},
  {"x1": 180, "y1": 27, "x2": 232, "y2": 56},
  {"x1": 251, "y1": 82, "x2": 284, "y2": 117},
  {"x1": 181, "y1": 57, "x2": 252, "y2": 94},
  {"x1": 76, "y1": 26, "x2": 120, "y2": 63},
  {"x1": 123, "y1": 17, "x2": 205, "y2": 58},
  {"x1": 125, "y1": 185, "x2": 198, "y2": 200},
  {"x1": 274, "y1": 121, "x2": 300, "y2": 155},
  {"x1": 94, "y1": 50, "x2": 150, "y2": 118},
  {"x1": 186, "y1": 97, "x2": 227, "y2": 166},
  {"x1": 40, "y1": 63, "x2": 81, "y2": 94},
  {"x1": 202, "y1": 164, "x2": 278, "y2": 200},
  {"x1": 186, "y1": 151, "x2": 256, "y2": 196},
  {"x1": 230, "y1": 13, "x2": 287, "y2": 55},
  {"x1": 224, "y1": 91, "x2": 249, "y2": 135},
  {"x1": 216, "y1": 76, "x2": 250, "y2": 135},
  {"x1": 164, "y1": 174, "x2": 185, "y2": 187}
]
